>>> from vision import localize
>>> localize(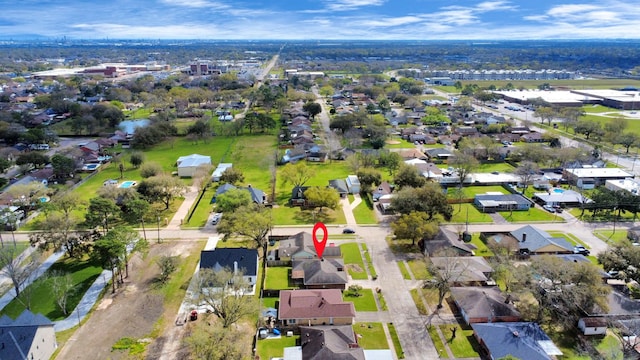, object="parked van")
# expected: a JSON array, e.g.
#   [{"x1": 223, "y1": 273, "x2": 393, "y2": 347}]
[{"x1": 29, "y1": 144, "x2": 50, "y2": 150}]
